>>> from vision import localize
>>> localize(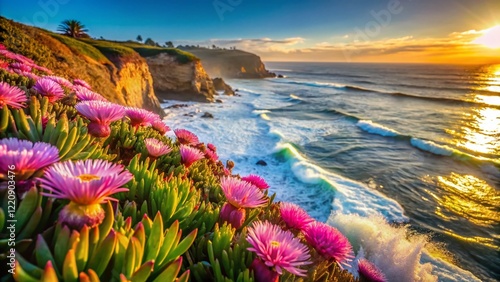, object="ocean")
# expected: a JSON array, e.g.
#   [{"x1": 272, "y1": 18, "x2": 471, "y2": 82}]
[{"x1": 165, "y1": 62, "x2": 499, "y2": 282}]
